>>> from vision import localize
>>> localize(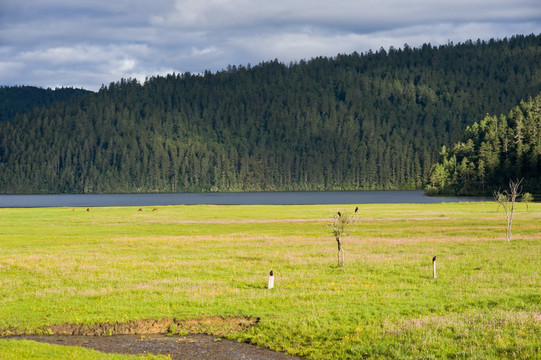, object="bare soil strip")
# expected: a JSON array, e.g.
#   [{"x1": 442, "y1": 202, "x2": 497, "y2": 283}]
[
  {"x1": 3, "y1": 318, "x2": 303, "y2": 360},
  {"x1": 48, "y1": 317, "x2": 257, "y2": 336},
  {"x1": 2, "y1": 317, "x2": 257, "y2": 337}
]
